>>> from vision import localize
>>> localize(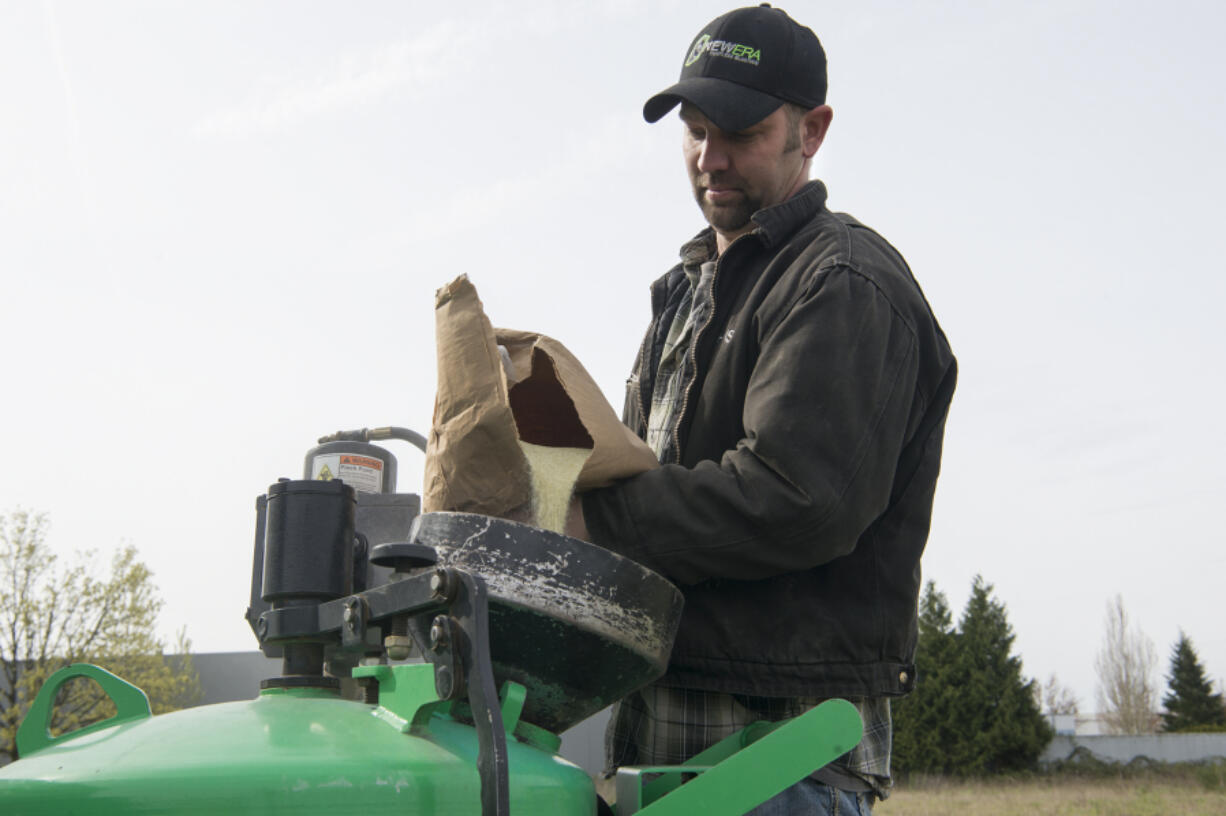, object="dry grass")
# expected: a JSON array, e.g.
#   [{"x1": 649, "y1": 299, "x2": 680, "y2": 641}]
[
  {"x1": 596, "y1": 766, "x2": 1226, "y2": 814},
  {"x1": 878, "y1": 775, "x2": 1226, "y2": 816}
]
